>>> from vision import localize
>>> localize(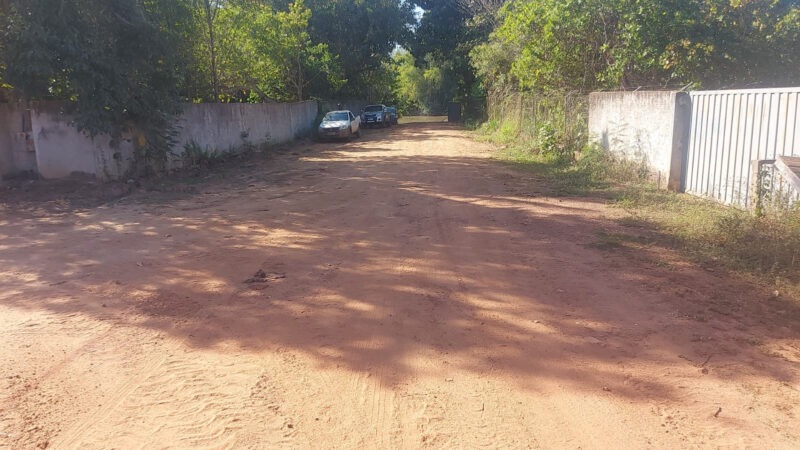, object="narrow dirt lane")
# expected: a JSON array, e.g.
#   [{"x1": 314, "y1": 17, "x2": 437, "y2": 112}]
[{"x1": 1, "y1": 122, "x2": 799, "y2": 448}]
